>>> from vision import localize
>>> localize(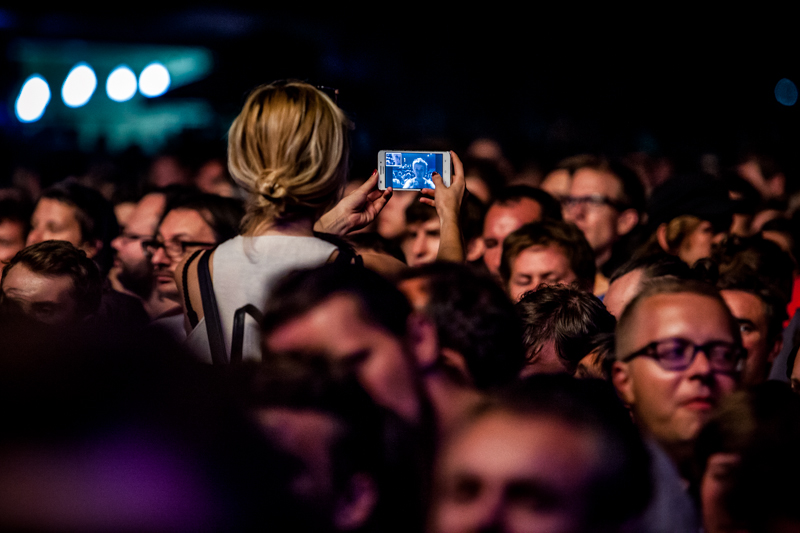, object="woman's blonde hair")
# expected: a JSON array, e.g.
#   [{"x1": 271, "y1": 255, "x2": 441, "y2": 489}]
[{"x1": 228, "y1": 81, "x2": 350, "y2": 232}]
